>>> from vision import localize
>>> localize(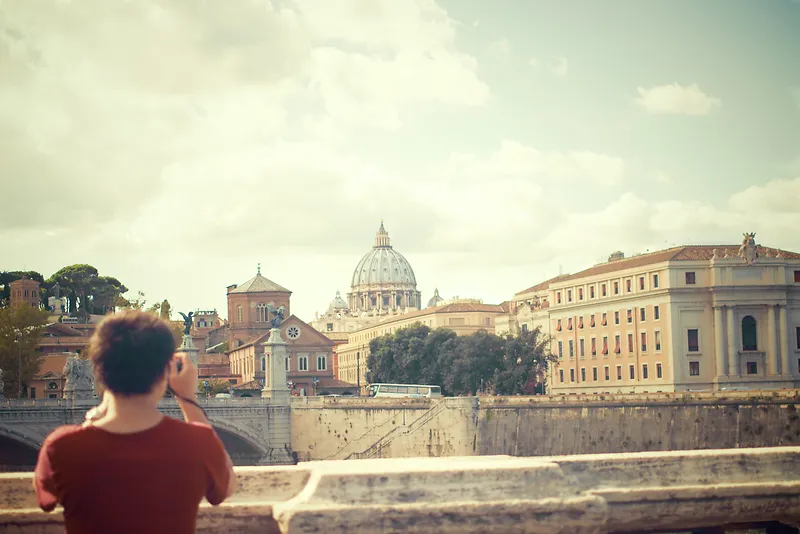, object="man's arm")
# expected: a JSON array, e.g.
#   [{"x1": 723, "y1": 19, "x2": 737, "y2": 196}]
[
  {"x1": 177, "y1": 397, "x2": 238, "y2": 500},
  {"x1": 33, "y1": 433, "x2": 61, "y2": 512},
  {"x1": 171, "y1": 352, "x2": 237, "y2": 501}
]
